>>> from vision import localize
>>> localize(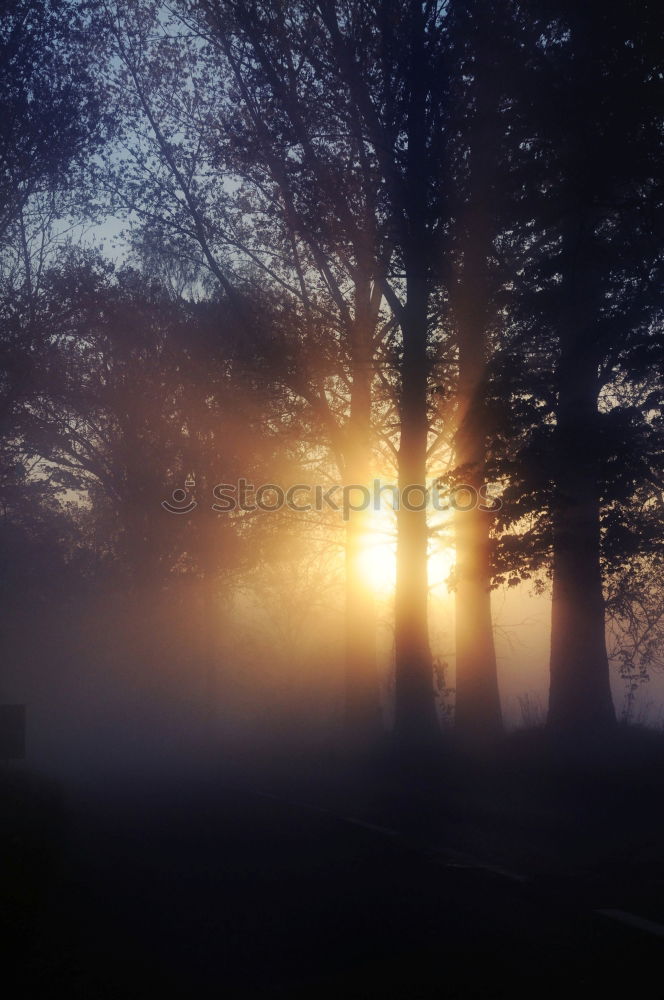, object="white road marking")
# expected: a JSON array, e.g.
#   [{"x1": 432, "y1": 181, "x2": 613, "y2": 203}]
[{"x1": 595, "y1": 909, "x2": 664, "y2": 938}]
